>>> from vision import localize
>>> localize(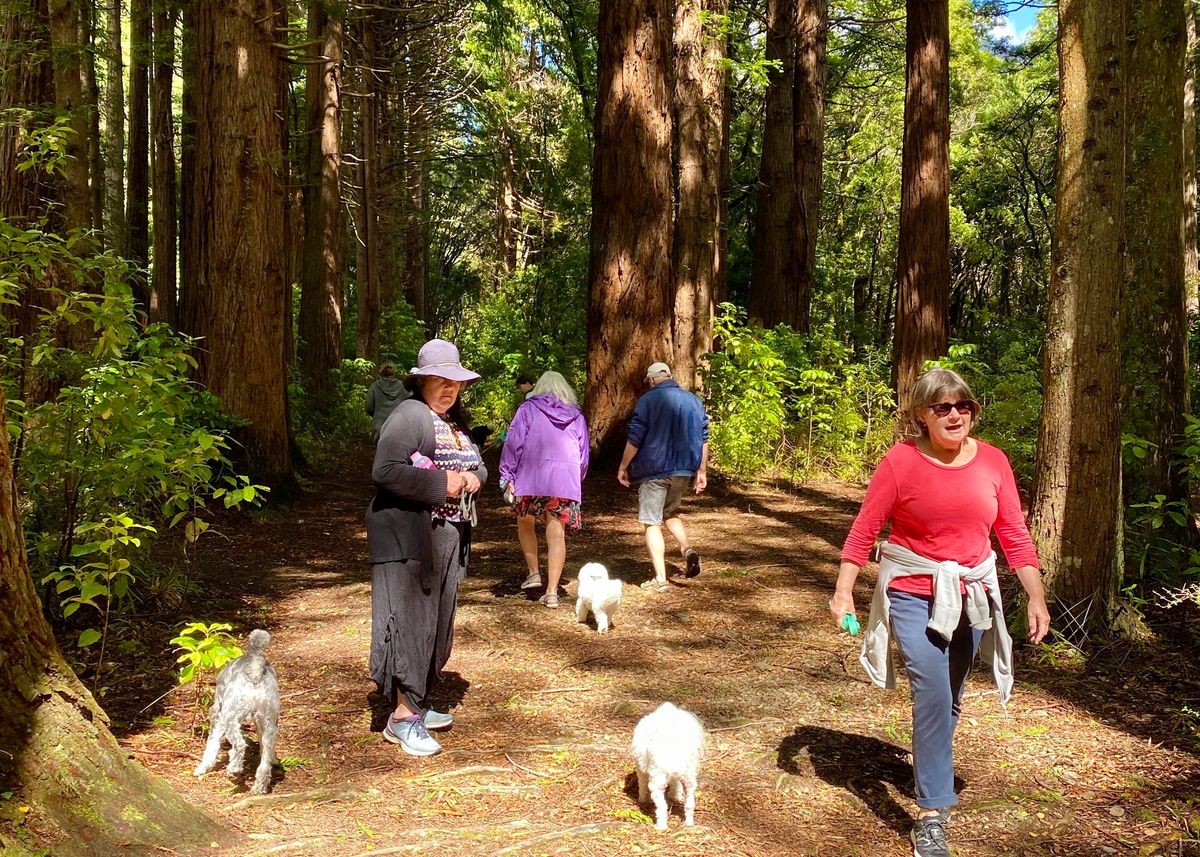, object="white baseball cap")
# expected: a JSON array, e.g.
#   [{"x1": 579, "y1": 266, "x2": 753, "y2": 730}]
[{"x1": 645, "y1": 362, "x2": 671, "y2": 380}]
